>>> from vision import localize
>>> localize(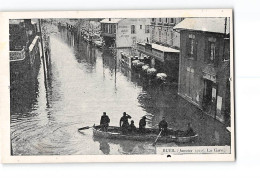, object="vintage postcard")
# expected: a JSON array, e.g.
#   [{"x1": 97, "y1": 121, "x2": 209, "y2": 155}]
[{"x1": 0, "y1": 9, "x2": 234, "y2": 163}]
